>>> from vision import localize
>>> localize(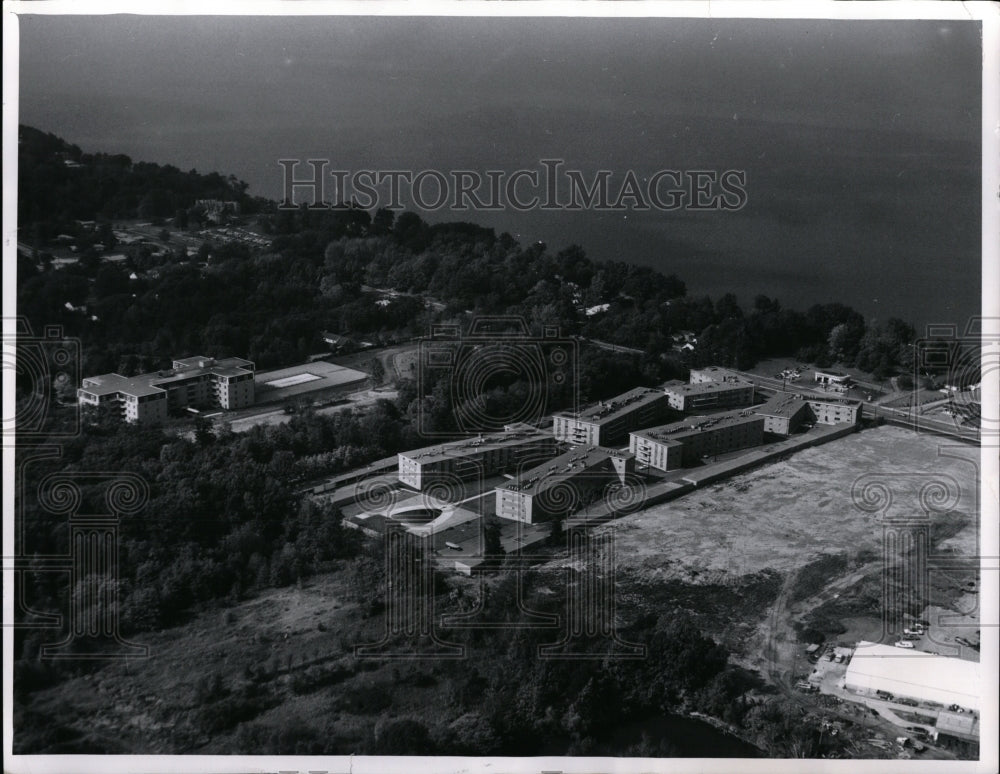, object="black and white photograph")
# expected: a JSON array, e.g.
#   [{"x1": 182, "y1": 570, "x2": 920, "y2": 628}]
[{"x1": 3, "y1": 3, "x2": 998, "y2": 773}]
